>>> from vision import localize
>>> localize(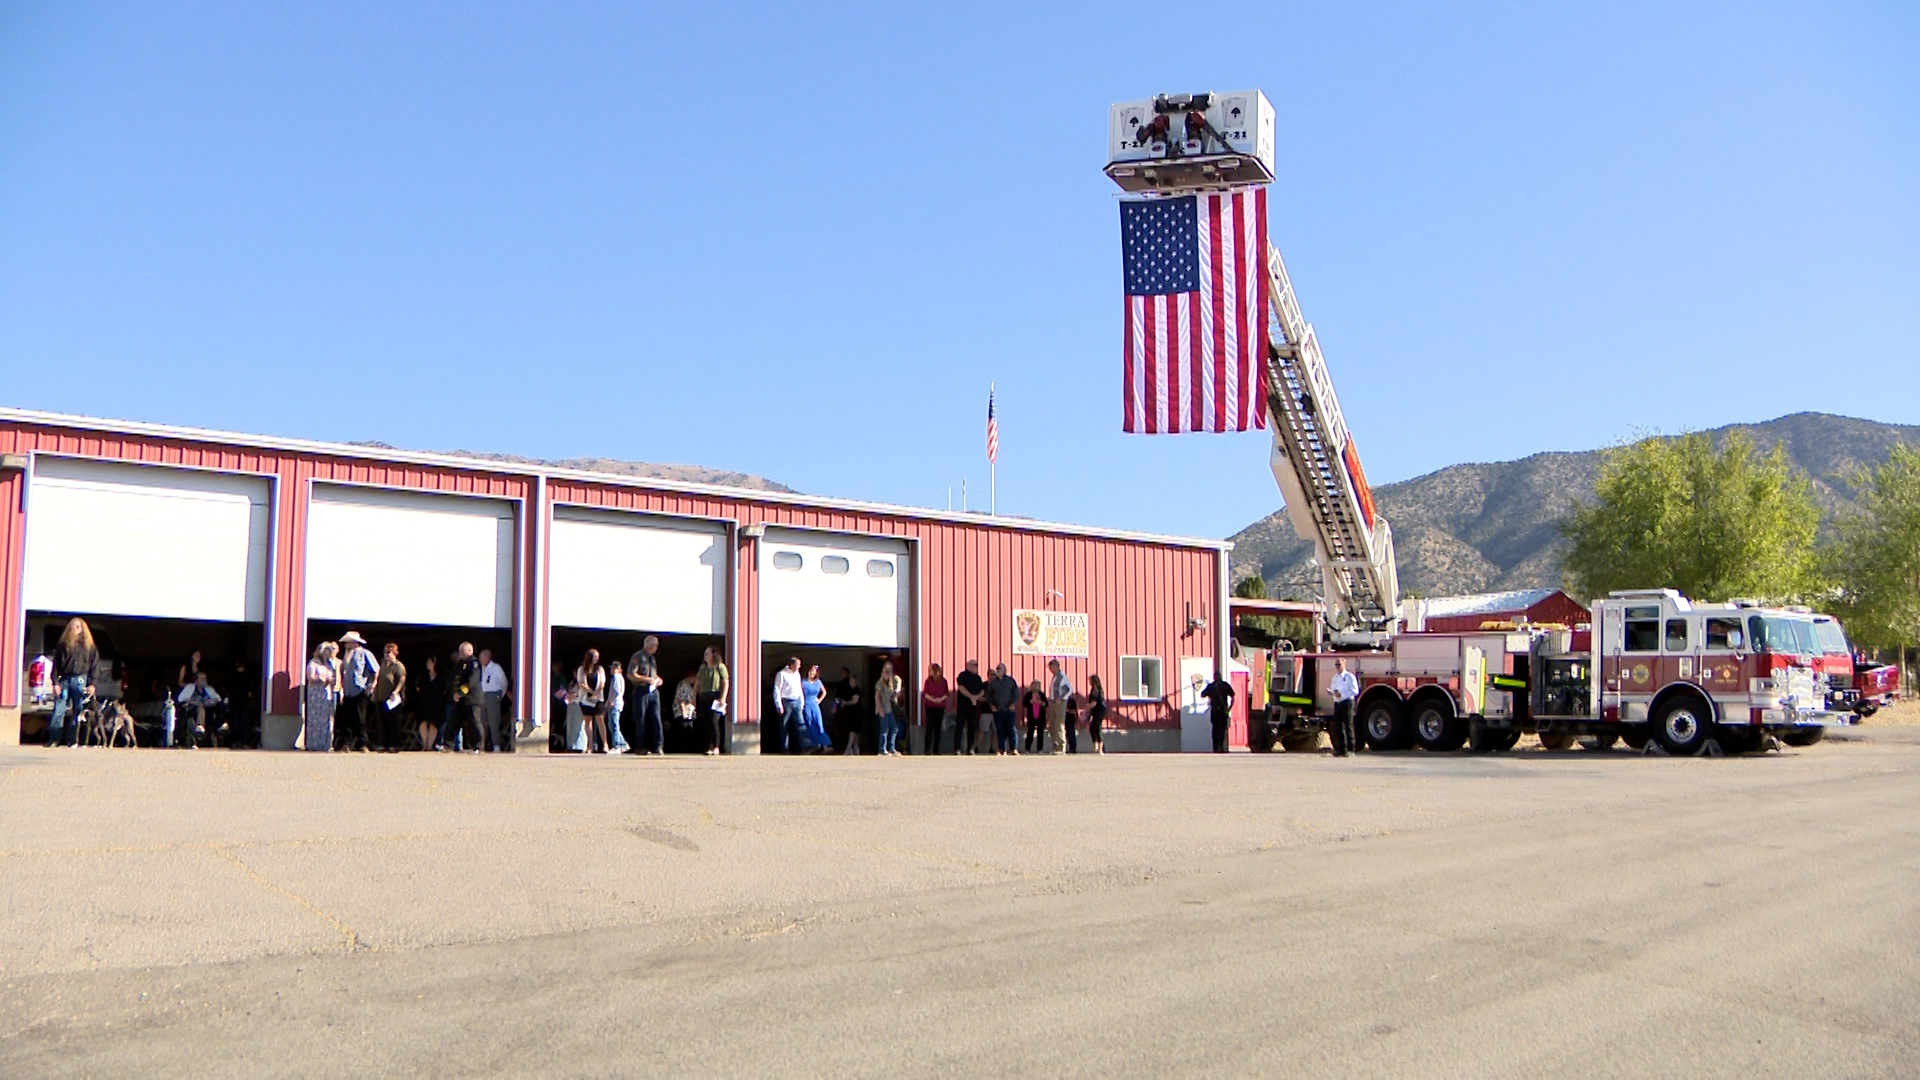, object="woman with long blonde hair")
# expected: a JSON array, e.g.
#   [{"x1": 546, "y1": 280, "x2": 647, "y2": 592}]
[
  {"x1": 46, "y1": 617, "x2": 97, "y2": 748},
  {"x1": 302, "y1": 641, "x2": 341, "y2": 752}
]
